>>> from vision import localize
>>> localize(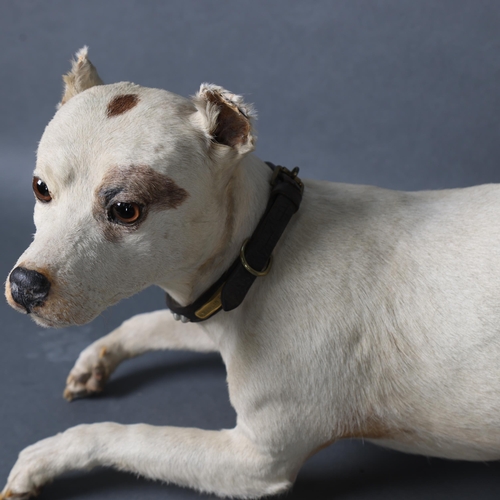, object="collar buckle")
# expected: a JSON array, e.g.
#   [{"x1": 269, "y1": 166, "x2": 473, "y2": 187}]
[{"x1": 270, "y1": 165, "x2": 304, "y2": 193}]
